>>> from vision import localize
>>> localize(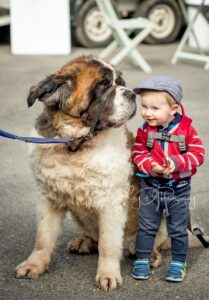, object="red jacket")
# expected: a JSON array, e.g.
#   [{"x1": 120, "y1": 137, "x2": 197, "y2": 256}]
[{"x1": 132, "y1": 108, "x2": 205, "y2": 180}]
